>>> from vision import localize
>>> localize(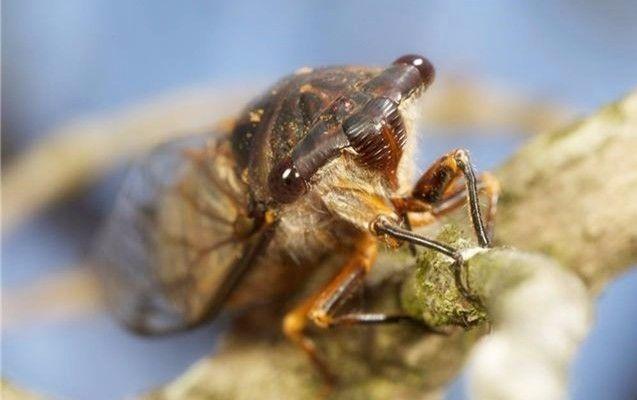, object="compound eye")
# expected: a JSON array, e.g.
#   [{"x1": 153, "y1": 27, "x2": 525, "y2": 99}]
[
  {"x1": 393, "y1": 54, "x2": 435, "y2": 86},
  {"x1": 268, "y1": 158, "x2": 308, "y2": 204}
]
